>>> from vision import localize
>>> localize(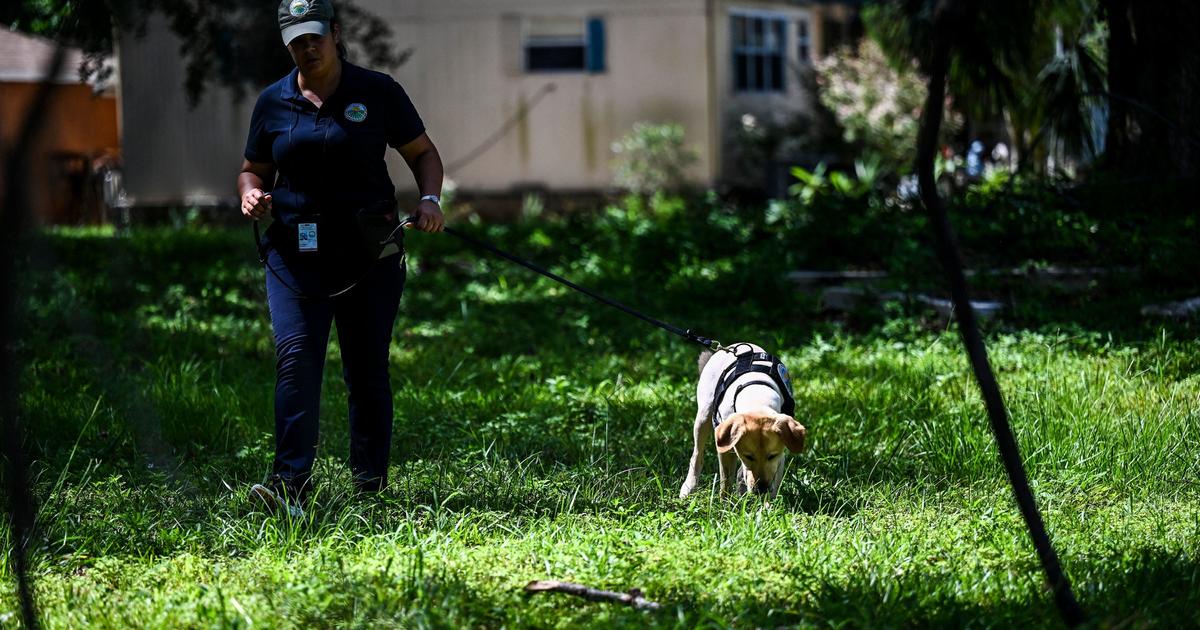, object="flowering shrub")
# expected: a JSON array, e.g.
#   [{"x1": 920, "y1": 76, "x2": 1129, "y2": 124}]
[{"x1": 815, "y1": 39, "x2": 960, "y2": 171}]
